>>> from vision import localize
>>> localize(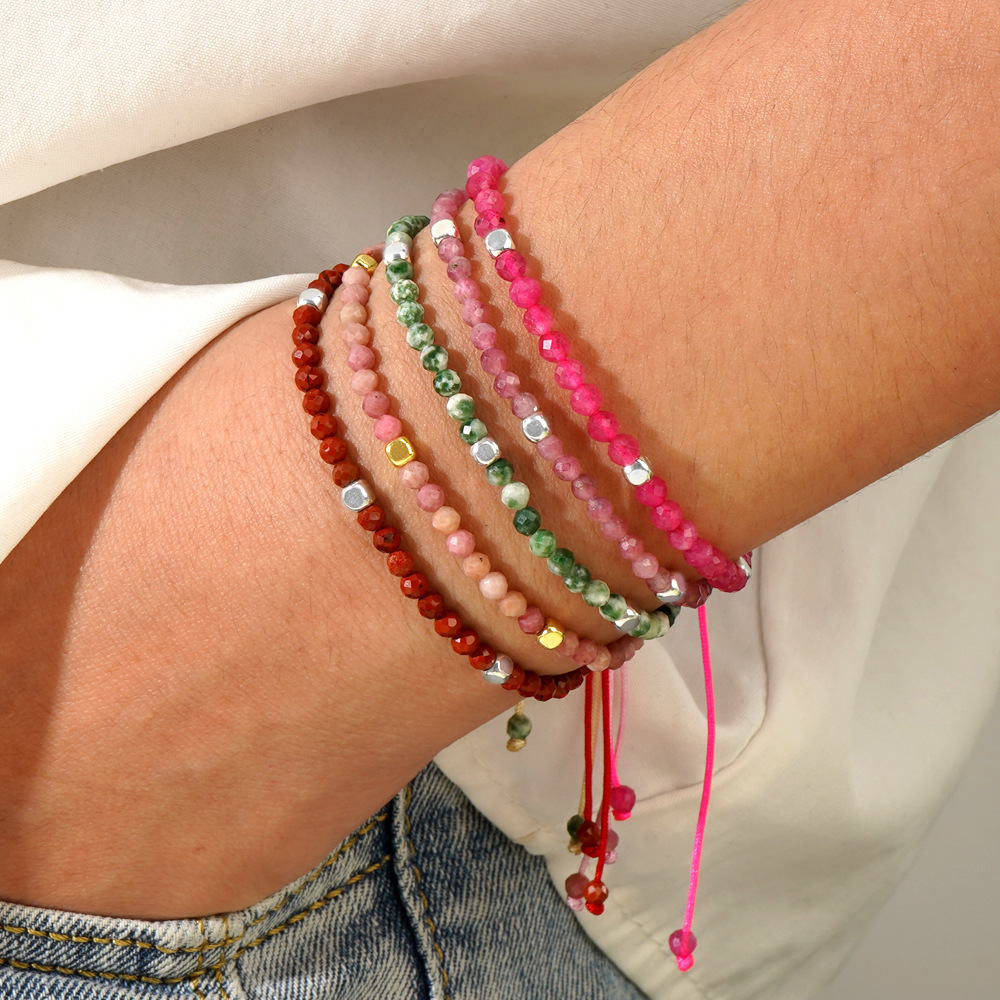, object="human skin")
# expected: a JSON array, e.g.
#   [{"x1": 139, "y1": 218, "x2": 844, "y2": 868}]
[{"x1": 0, "y1": 0, "x2": 996, "y2": 918}]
